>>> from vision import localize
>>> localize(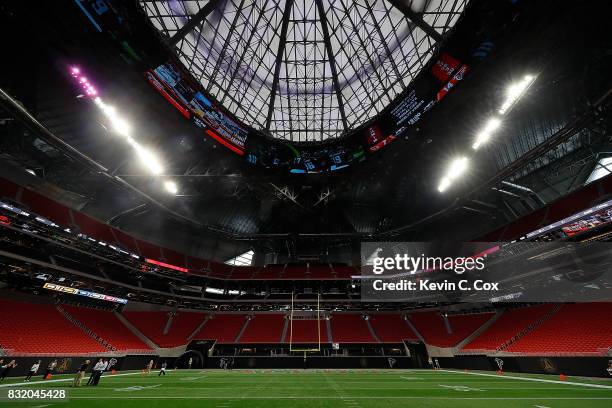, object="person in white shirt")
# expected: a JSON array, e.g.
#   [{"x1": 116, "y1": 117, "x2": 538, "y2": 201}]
[
  {"x1": 146, "y1": 359, "x2": 153, "y2": 374},
  {"x1": 87, "y1": 359, "x2": 104, "y2": 386},
  {"x1": 92, "y1": 359, "x2": 108, "y2": 386},
  {"x1": 24, "y1": 360, "x2": 41, "y2": 381}
]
